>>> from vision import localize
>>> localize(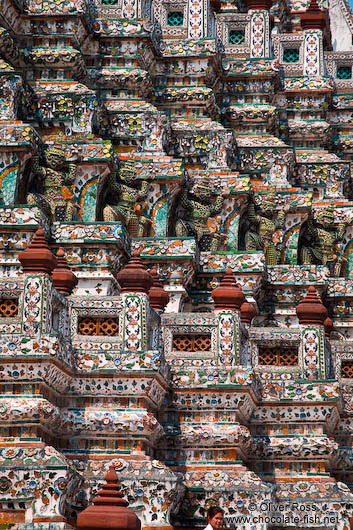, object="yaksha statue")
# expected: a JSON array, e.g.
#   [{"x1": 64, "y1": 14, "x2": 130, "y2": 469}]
[
  {"x1": 175, "y1": 182, "x2": 225, "y2": 251},
  {"x1": 245, "y1": 189, "x2": 289, "y2": 265},
  {"x1": 27, "y1": 145, "x2": 77, "y2": 221},
  {"x1": 103, "y1": 160, "x2": 149, "y2": 238},
  {"x1": 300, "y1": 205, "x2": 347, "y2": 277}
]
